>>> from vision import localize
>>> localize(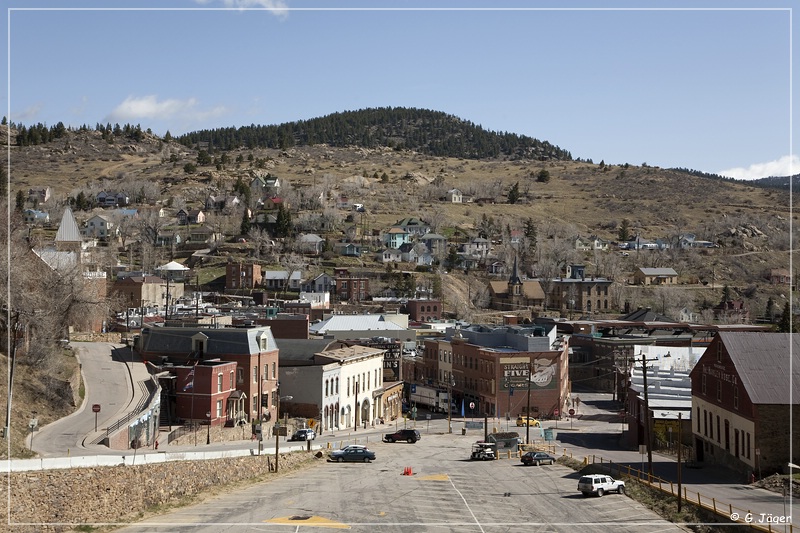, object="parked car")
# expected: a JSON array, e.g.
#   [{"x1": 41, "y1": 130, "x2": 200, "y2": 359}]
[
  {"x1": 577, "y1": 474, "x2": 626, "y2": 497},
  {"x1": 470, "y1": 442, "x2": 496, "y2": 461},
  {"x1": 520, "y1": 451, "x2": 555, "y2": 466},
  {"x1": 329, "y1": 446, "x2": 376, "y2": 463},
  {"x1": 289, "y1": 428, "x2": 316, "y2": 441},
  {"x1": 515, "y1": 416, "x2": 540, "y2": 427},
  {"x1": 383, "y1": 429, "x2": 421, "y2": 443}
]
